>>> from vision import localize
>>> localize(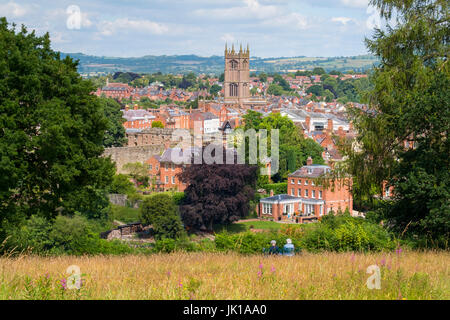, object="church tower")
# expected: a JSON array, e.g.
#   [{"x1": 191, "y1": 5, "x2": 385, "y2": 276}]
[{"x1": 224, "y1": 43, "x2": 250, "y2": 105}]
